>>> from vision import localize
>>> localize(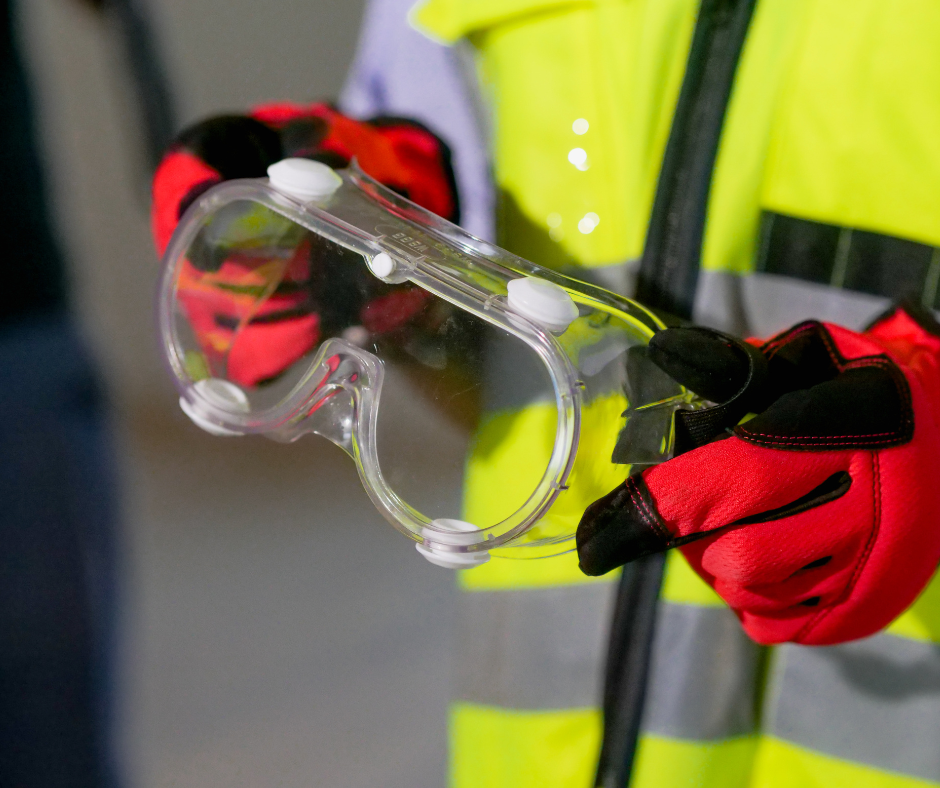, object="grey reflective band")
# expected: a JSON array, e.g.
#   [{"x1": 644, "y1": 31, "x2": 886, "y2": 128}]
[
  {"x1": 453, "y1": 582, "x2": 617, "y2": 710},
  {"x1": 561, "y1": 259, "x2": 641, "y2": 300},
  {"x1": 640, "y1": 602, "x2": 764, "y2": 741},
  {"x1": 481, "y1": 327, "x2": 556, "y2": 414},
  {"x1": 693, "y1": 269, "x2": 892, "y2": 338},
  {"x1": 767, "y1": 634, "x2": 940, "y2": 782},
  {"x1": 695, "y1": 232, "x2": 940, "y2": 341},
  {"x1": 757, "y1": 212, "x2": 940, "y2": 308}
]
